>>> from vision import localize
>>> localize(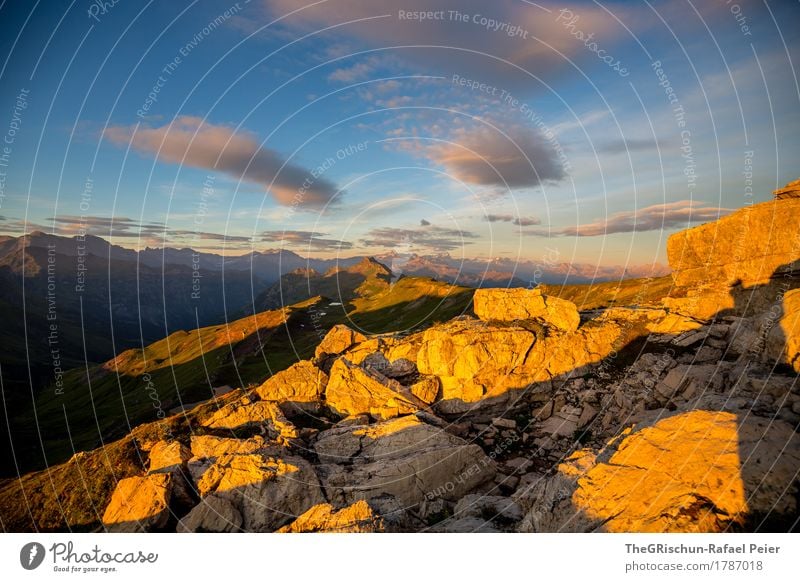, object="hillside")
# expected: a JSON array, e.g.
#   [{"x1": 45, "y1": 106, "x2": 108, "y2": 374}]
[{"x1": 3, "y1": 265, "x2": 473, "y2": 476}]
